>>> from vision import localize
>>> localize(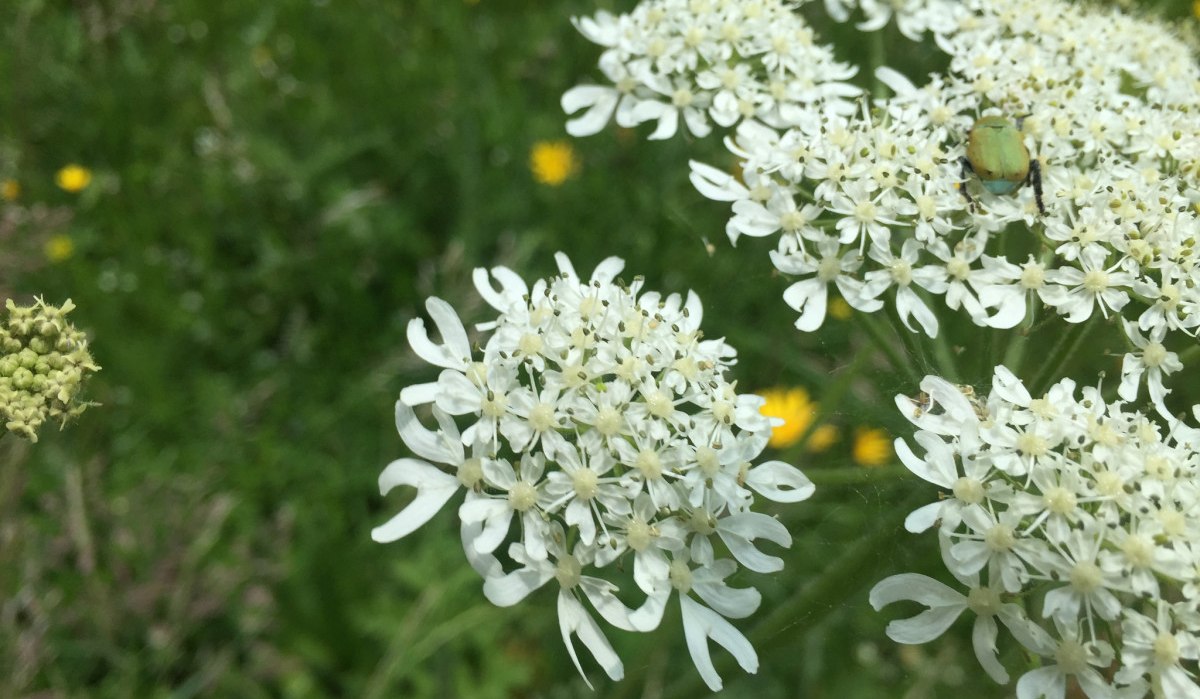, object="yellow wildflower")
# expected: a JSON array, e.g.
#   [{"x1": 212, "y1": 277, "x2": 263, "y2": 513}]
[
  {"x1": 56, "y1": 164, "x2": 93, "y2": 193},
  {"x1": 1195, "y1": 0, "x2": 1200, "y2": 19},
  {"x1": 45, "y1": 234, "x2": 75, "y2": 263},
  {"x1": 1, "y1": 179, "x2": 19, "y2": 201},
  {"x1": 853, "y1": 427, "x2": 892, "y2": 467},
  {"x1": 758, "y1": 386, "x2": 836, "y2": 451},
  {"x1": 530, "y1": 140, "x2": 578, "y2": 186},
  {"x1": 808, "y1": 423, "x2": 838, "y2": 452},
  {"x1": 828, "y1": 297, "x2": 853, "y2": 320}
]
